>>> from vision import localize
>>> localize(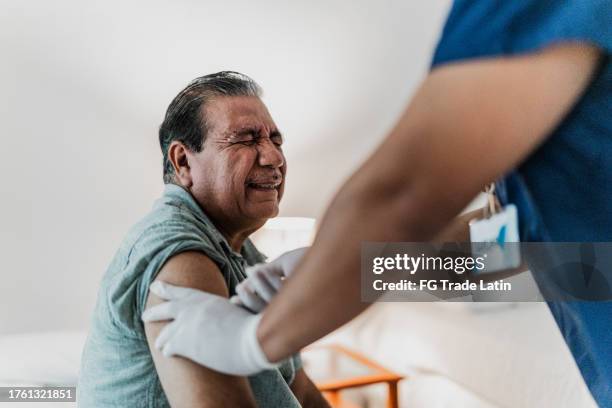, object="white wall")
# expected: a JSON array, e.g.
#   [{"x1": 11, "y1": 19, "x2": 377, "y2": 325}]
[{"x1": 0, "y1": 0, "x2": 451, "y2": 334}]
